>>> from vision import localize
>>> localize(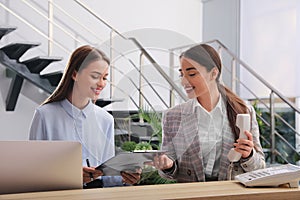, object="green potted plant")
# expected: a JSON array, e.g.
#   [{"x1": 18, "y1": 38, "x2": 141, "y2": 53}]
[{"x1": 121, "y1": 108, "x2": 176, "y2": 185}]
